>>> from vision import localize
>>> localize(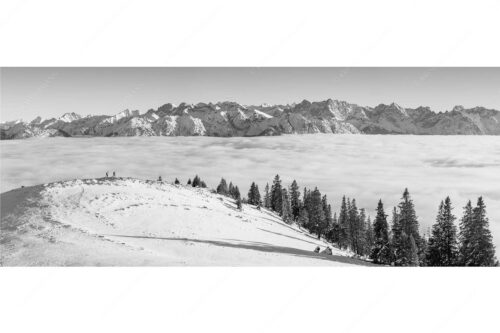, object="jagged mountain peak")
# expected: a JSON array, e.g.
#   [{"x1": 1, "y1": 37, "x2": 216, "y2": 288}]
[{"x1": 59, "y1": 112, "x2": 82, "y2": 122}]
